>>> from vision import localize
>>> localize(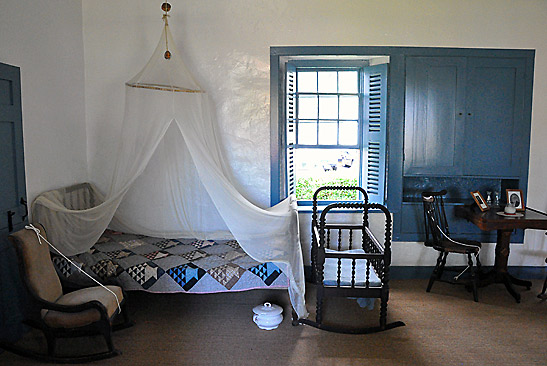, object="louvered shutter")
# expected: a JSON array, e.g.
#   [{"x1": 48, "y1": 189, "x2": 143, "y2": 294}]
[
  {"x1": 363, "y1": 64, "x2": 388, "y2": 203},
  {"x1": 286, "y1": 63, "x2": 297, "y2": 196}
]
